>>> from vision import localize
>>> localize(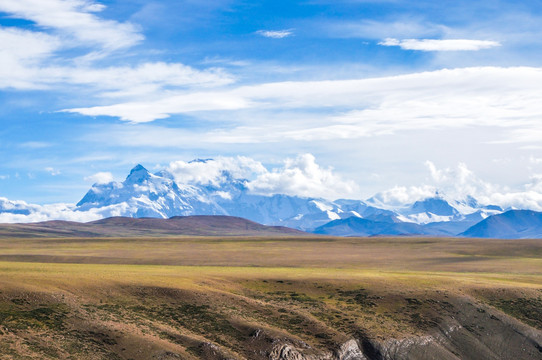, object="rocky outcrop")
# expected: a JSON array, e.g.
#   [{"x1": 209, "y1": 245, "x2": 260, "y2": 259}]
[
  {"x1": 267, "y1": 297, "x2": 542, "y2": 360},
  {"x1": 335, "y1": 340, "x2": 367, "y2": 360}
]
